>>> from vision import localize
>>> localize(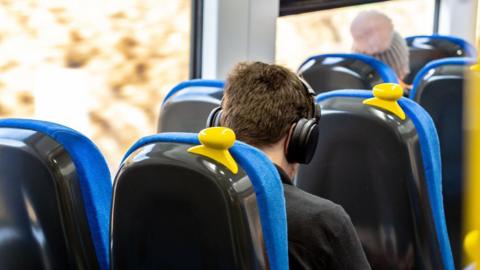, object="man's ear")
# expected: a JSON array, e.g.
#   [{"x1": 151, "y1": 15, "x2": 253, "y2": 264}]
[{"x1": 284, "y1": 123, "x2": 296, "y2": 156}]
